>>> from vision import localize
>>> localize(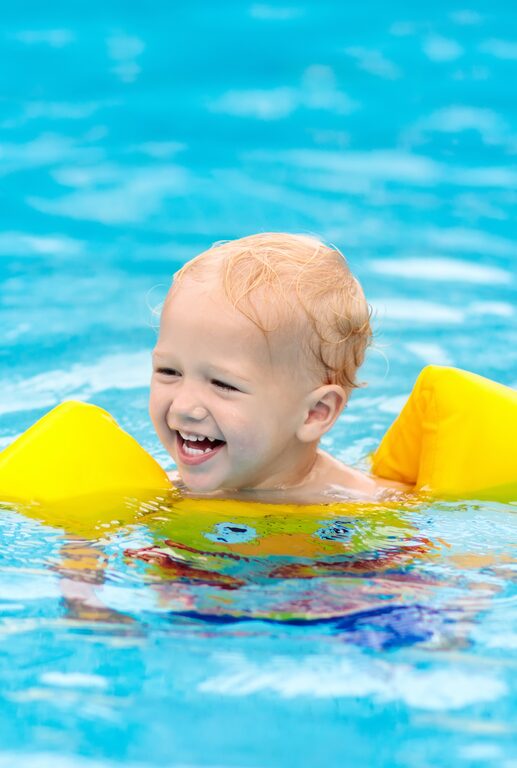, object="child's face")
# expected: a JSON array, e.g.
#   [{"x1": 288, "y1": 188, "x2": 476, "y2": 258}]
[{"x1": 149, "y1": 277, "x2": 318, "y2": 493}]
